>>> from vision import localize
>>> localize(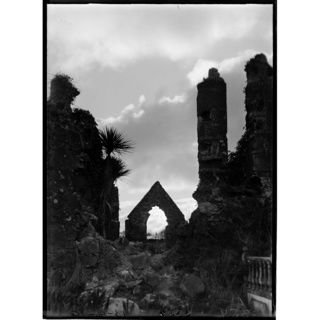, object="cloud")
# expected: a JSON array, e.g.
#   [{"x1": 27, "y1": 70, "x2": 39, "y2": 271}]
[
  {"x1": 187, "y1": 49, "x2": 273, "y2": 86},
  {"x1": 138, "y1": 95, "x2": 146, "y2": 105},
  {"x1": 99, "y1": 46, "x2": 273, "y2": 228},
  {"x1": 147, "y1": 207, "x2": 167, "y2": 234},
  {"x1": 103, "y1": 96, "x2": 147, "y2": 124},
  {"x1": 133, "y1": 110, "x2": 144, "y2": 119},
  {"x1": 158, "y1": 94, "x2": 186, "y2": 105},
  {"x1": 187, "y1": 59, "x2": 219, "y2": 86},
  {"x1": 47, "y1": 4, "x2": 273, "y2": 236},
  {"x1": 48, "y1": 4, "x2": 272, "y2": 73},
  {"x1": 97, "y1": 87, "x2": 199, "y2": 228}
]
